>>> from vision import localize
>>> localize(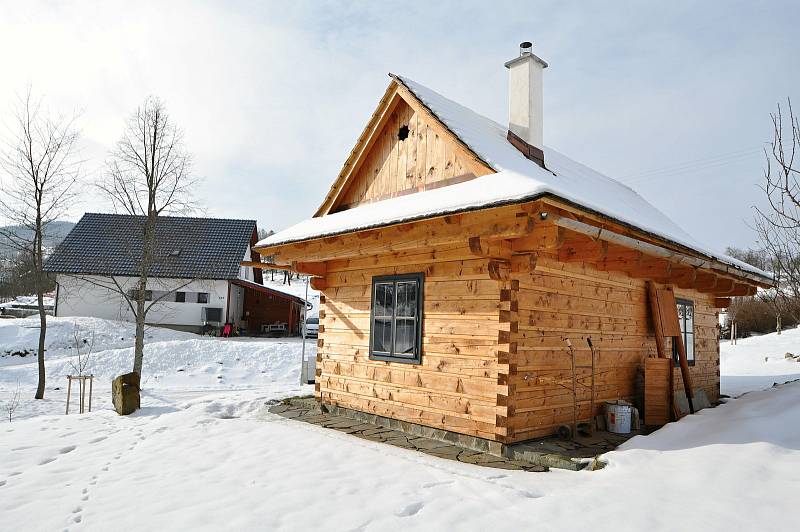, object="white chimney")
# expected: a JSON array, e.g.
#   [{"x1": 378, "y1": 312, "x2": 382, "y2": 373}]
[{"x1": 505, "y1": 41, "x2": 548, "y2": 165}]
